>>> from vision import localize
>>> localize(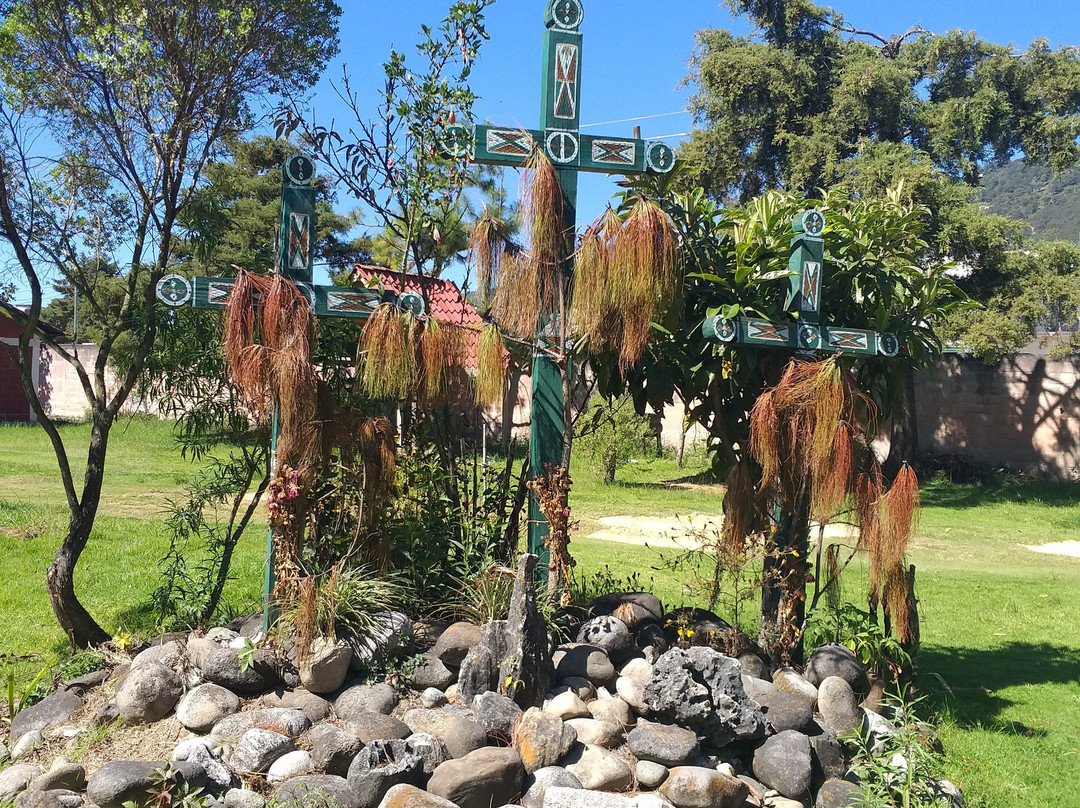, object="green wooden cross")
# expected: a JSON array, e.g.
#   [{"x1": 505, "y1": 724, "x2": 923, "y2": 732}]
[
  {"x1": 443, "y1": 0, "x2": 677, "y2": 563},
  {"x1": 155, "y1": 154, "x2": 423, "y2": 631},
  {"x1": 700, "y1": 209, "x2": 901, "y2": 358}
]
